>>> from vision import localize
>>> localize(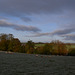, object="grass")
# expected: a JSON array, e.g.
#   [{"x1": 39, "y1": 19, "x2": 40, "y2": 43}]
[
  {"x1": 35, "y1": 44, "x2": 45, "y2": 49},
  {"x1": 35, "y1": 43, "x2": 75, "y2": 50},
  {"x1": 49, "y1": 59, "x2": 55, "y2": 62},
  {"x1": 35, "y1": 44, "x2": 45, "y2": 47},
  {"x1": 0, "y1": 51, "x2": 75, "y2": 75},
  {"x1": 66, "y1": 45, "x2": 75, "y2": 51}
]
